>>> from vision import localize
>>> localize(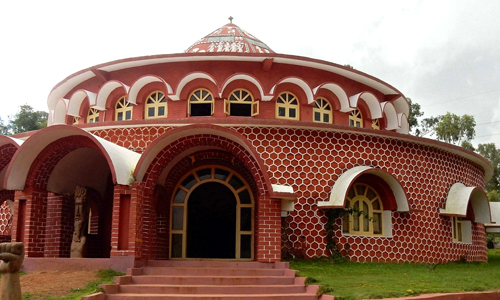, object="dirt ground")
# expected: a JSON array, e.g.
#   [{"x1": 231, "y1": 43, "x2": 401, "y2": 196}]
[{"x1": 21, "y1": 271, "x2": 98, "y2": 299}]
